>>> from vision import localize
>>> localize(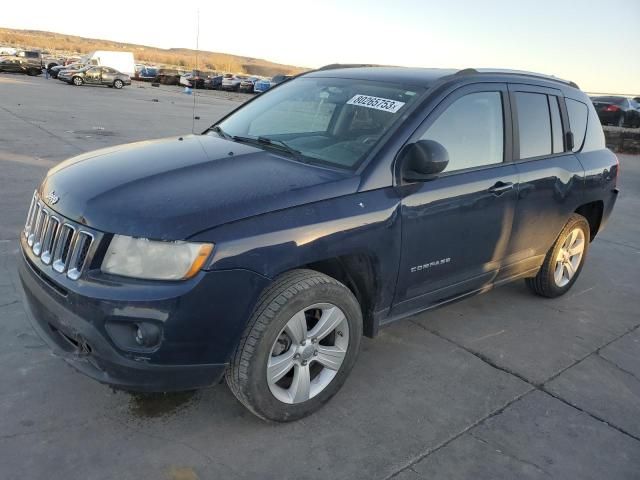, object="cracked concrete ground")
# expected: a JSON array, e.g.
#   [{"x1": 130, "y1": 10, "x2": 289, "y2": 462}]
[{"x1": 1, "y1": 75, "x2": 639, "y2": 480}]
